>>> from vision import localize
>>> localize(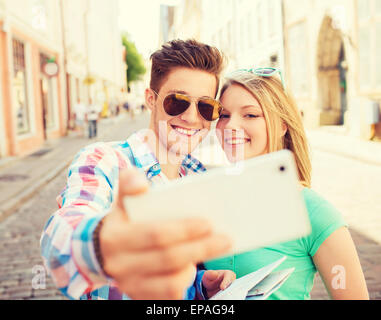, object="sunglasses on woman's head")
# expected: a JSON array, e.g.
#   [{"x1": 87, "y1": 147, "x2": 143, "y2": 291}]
[
  {"x1": 151, "y1": 89, "x2": 222, "y2": 122},
  {"x1": 228, "y1": 67, "x2": 286, "y2": 90}
]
